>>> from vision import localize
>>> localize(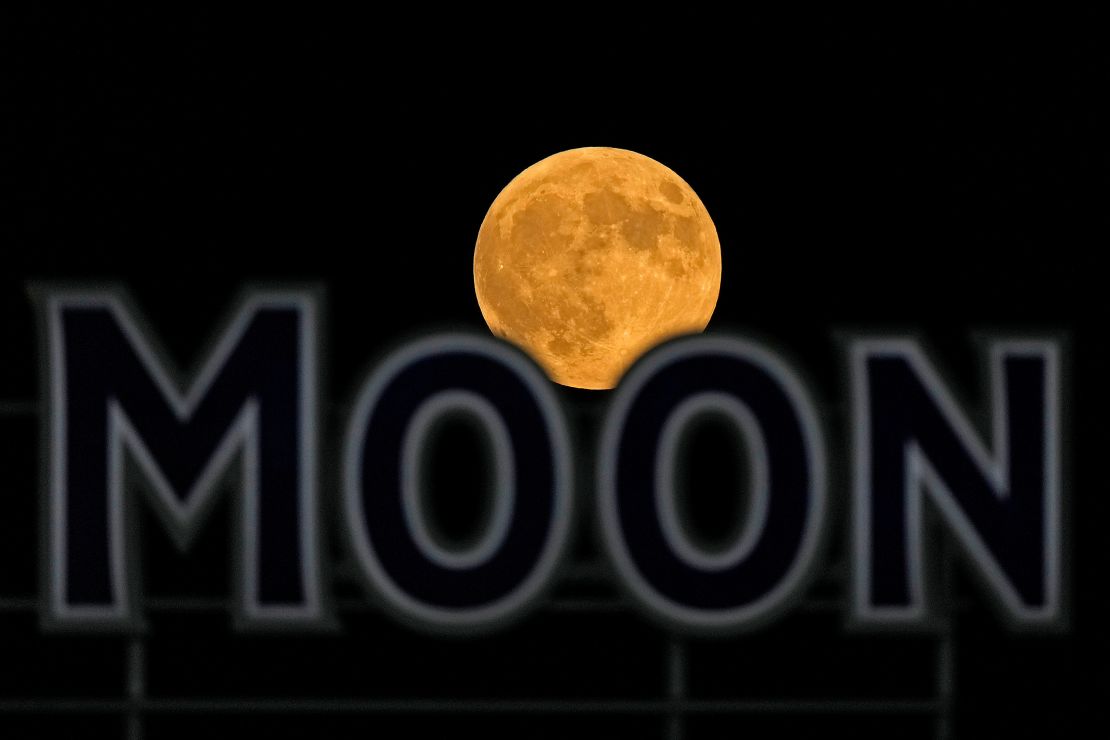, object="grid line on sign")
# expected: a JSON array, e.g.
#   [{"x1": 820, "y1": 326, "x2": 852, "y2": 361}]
[
  {"x1": 0, "y1": 698, "x2": 944, "y2": 715},
  {"x1": 935, "y1": 541, "x2": 957, "y2": 740},
  {"x1": 127, "y1": 637, "x2": 145, "y2": 740},
  {"x1": 667, "y1": 639, "x2": 687, "y2": 740},
  {"x1": 0, "y1": 401, "x2": 37, "y2": 416},
  {"x1": 0, "y1": 400, "x2": 955, "y2": 739},
  {"x1": 0, "y1": 595, "x2": 862, "y2": 614}
]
